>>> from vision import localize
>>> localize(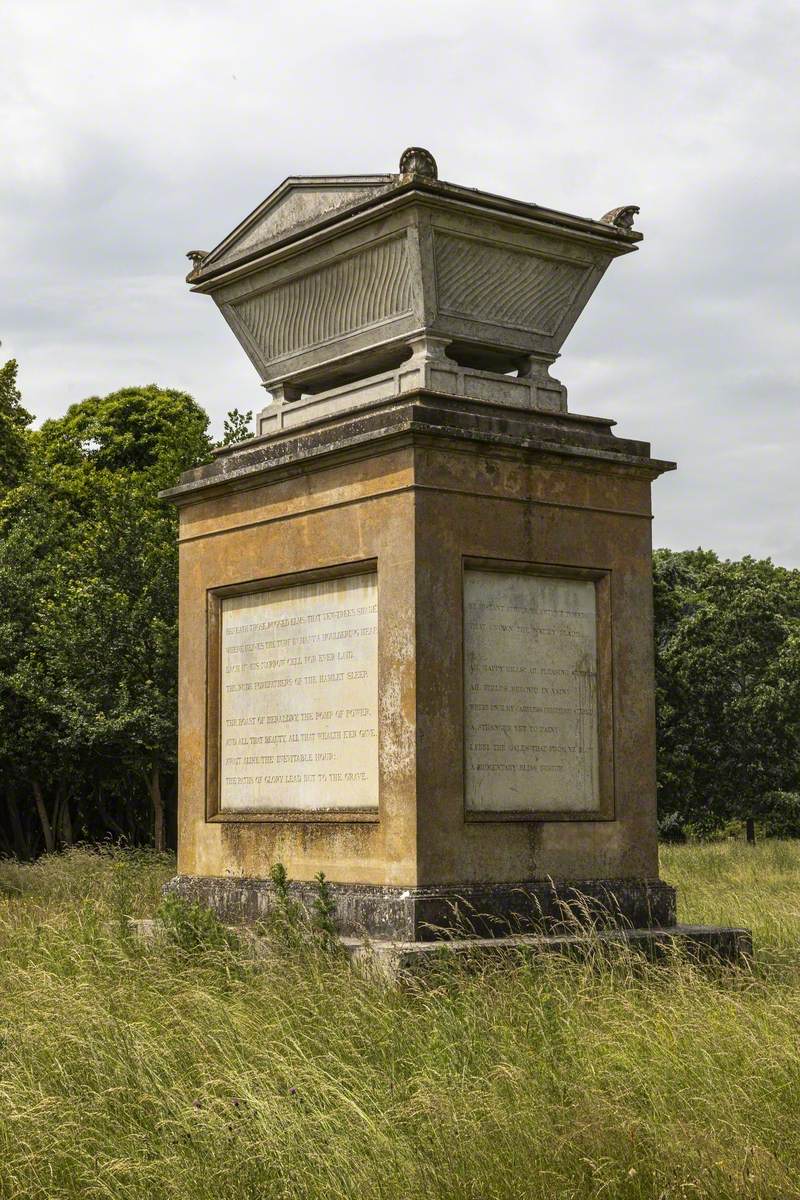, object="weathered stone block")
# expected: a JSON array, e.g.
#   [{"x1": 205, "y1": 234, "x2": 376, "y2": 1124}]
[{"x1": 163, "y1": 874, "x2": 678, "y2": 941}]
